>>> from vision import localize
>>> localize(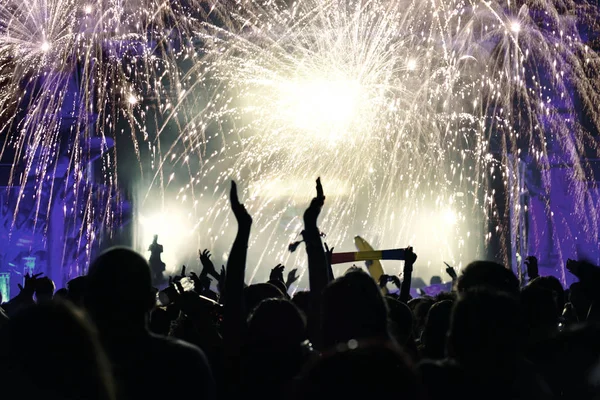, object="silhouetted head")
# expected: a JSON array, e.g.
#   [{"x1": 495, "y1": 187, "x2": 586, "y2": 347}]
[
  {"x1": 434, "y1": 291, "x2": 456, "y2": 303},
  {"x1": 292, "y1": 290, "x2": 310, "y2": 317},
  {"x1": 457, "y1": 261, "x2": 519, "y2": 295},
  {"x1": 421, "y1": 300, "x2": 453, "y2": 360},
  {"x1": 529, "y1": 275, "x2": 565, "y2": 312},
  {"x1": 0, "y1": 301, "x2": 115, "y2": 400},
  {"x1": 321, "y1": 269, "x2": 389, "y2": 349},
  {"x1": 521, "y1": 284, "x2": 558, "y2": 337},
  {"x1": 34, "y1": 276, "x2": 55, "y2": 303},
  {"x1": 569, "y1": 282, "x2": 591, "y2": 321},
  {"x1": 430, "y1": 275, "x2": 442, "y2": 285},
  {"x1": 268, "y1": 279, "x2": 289, "y2": 298},
  {"x1": 385, "y1": 296, "x2": 413, "y2": 345},
  {"x1": 448, "y1": 289, "x2": 523, "y2": 366},
  {"x1": 149, "y1": 307, "x2": 172, "y2": 336},
  {"x1": 84, "y1": 247, "x2": 155, "y2": 329},
  {"x1": 67, "y1": 276, "x2": 88, "y2": 306},
  {"x1": 244, "y1": 282, "x2": 284, "y2": 316},
  {"x1": 294, "y1": 342, "x2": 423, "y2": 400},
  {"x1": 242, "y1": 299, "x2": 310, "y2": 400},
  {"x1": 247, "y1": 298, "x2": 307, "y2": 347},
  {"x1": 408, "y1": 296, "x2": 435, "y2": 337},
  {"x1": 54, "y1": 288, "x2": 69, "y2": 299}
]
